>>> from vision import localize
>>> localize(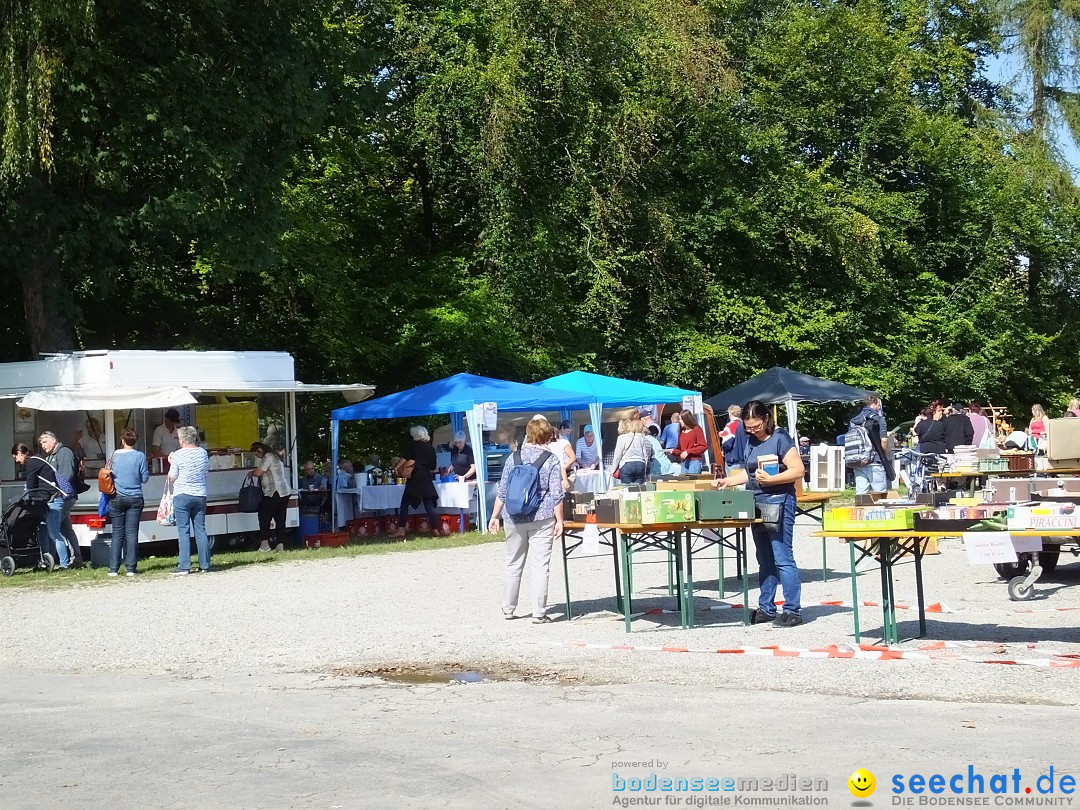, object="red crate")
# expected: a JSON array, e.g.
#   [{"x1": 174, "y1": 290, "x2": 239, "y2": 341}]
[
  {"x1": 305, "y1": 532, "x2": 349, "y2": 549},
  {"x1": 347, "y1": 518, "x2": 379, "y2": 539},
  {"x1": 437, "y1": 513, "x2": 471, "y2": 534},
  {"x1": 411, "y1": 514, "x2": 434, "y2": 533},
  {"x1": 382, "y1": 515, "x2": 405, "y2": 536}
]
